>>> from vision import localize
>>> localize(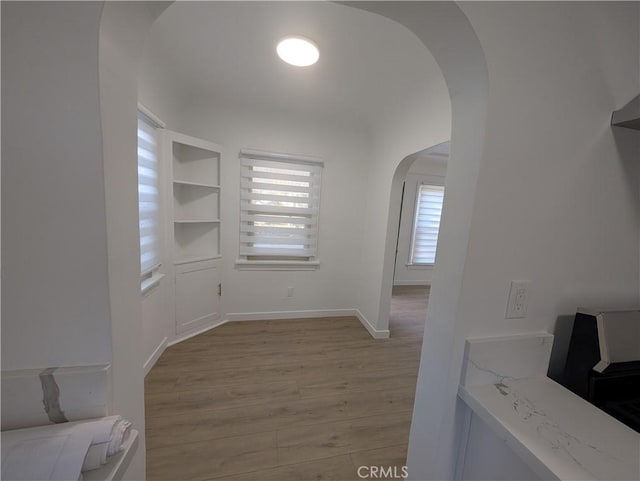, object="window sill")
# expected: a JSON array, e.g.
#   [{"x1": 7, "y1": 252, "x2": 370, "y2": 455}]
[
  {"x1": 141, "y1": 272, "x2": 165, "y2": 296},
  {"x1": 406, "y1": 263, "x2": 434, "y2": 270},
  {"x1": 235, "y1": 259, "x2": 320, "y2": 271}
]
